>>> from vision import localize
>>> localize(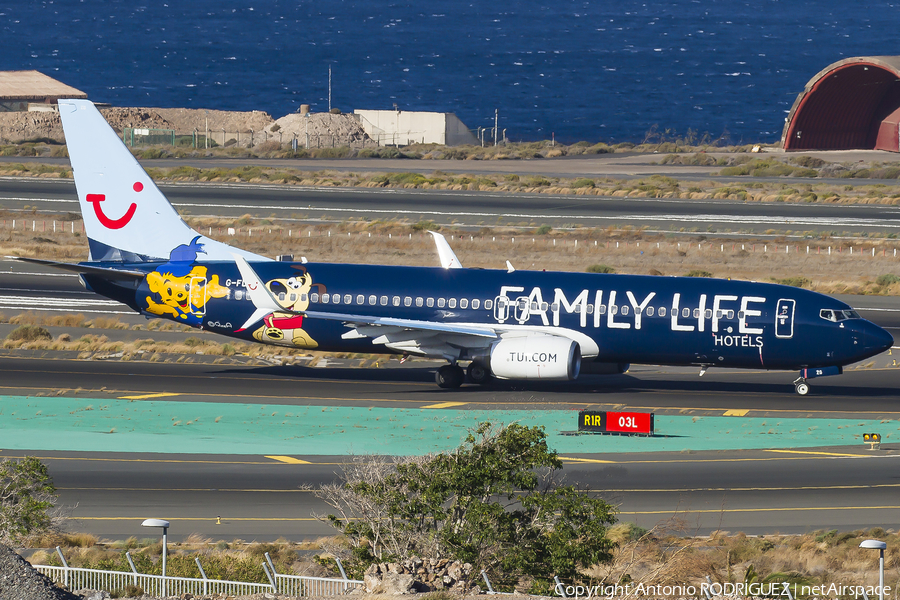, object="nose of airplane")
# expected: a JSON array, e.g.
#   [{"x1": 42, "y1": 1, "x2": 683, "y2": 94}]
[{"x1": 866, "y1": 321, "x2": 894, "y2": 354}]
